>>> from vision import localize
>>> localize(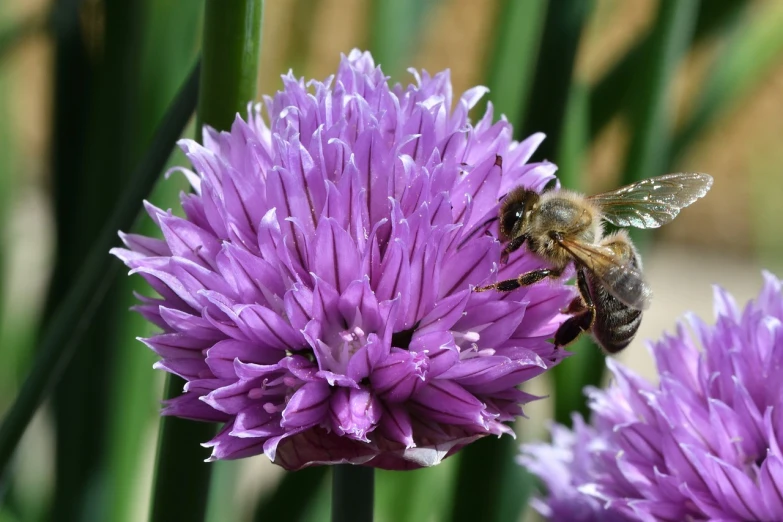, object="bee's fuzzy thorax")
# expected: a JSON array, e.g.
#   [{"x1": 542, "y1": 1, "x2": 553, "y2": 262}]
[
  {"x1": 542, "y1": 189, "x2": 603, "y2": 224},
  {"x1": 522, "y1": 189, "x2": 603, "y2": 268}
]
